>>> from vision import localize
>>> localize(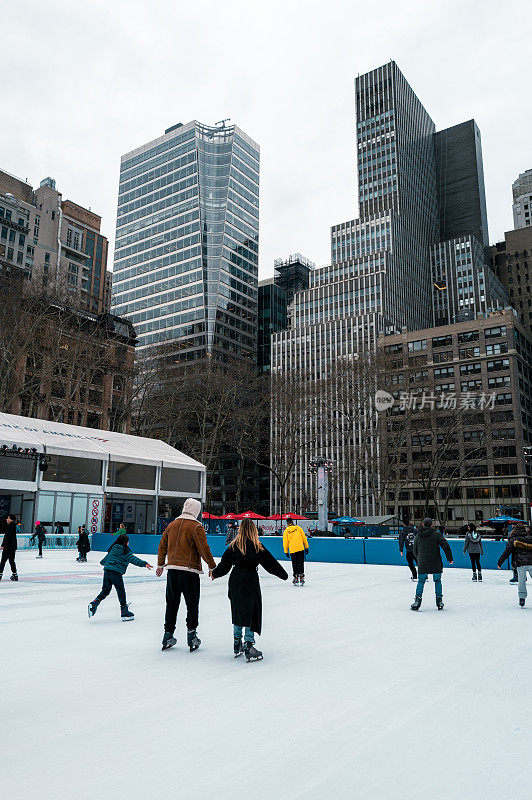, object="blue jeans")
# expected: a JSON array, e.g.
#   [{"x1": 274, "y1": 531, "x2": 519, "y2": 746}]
[
  {"x1": 416, "y1": 572, "x2": 442, "y2": 599},
  {"x1": 233, "y1": 624, "x2": 255, "y2": 642}
]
